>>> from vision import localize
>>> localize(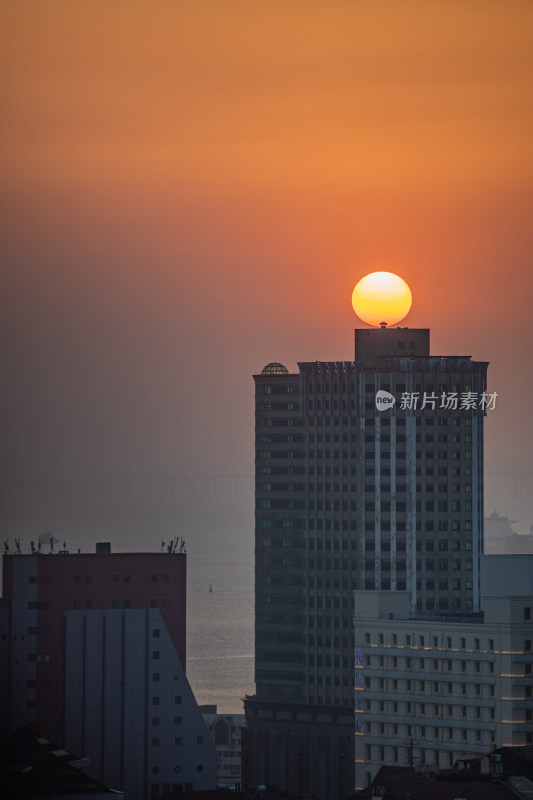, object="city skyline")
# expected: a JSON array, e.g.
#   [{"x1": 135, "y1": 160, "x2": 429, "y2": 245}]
[{"x1": 2, "y1": 1, "x2": 533, "y2": 717}]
